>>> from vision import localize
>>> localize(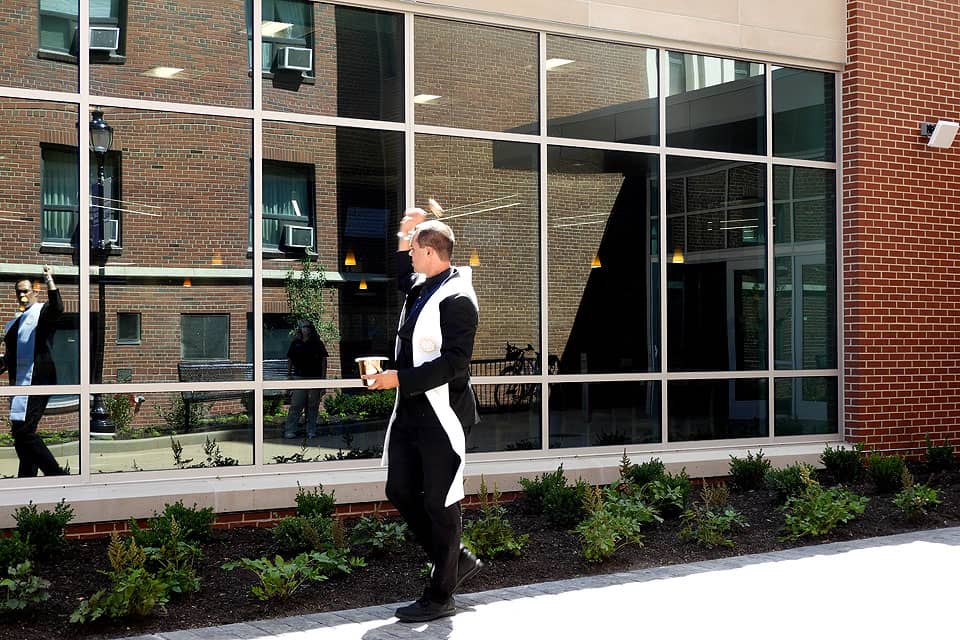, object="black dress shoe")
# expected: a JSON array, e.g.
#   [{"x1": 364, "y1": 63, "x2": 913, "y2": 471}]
[
  {"x1": 395, "y1": 591, "x2": 456, "y2": 623},
  {"x1": 455, "y1": 545, "x2": 484, "y2": 593}
]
